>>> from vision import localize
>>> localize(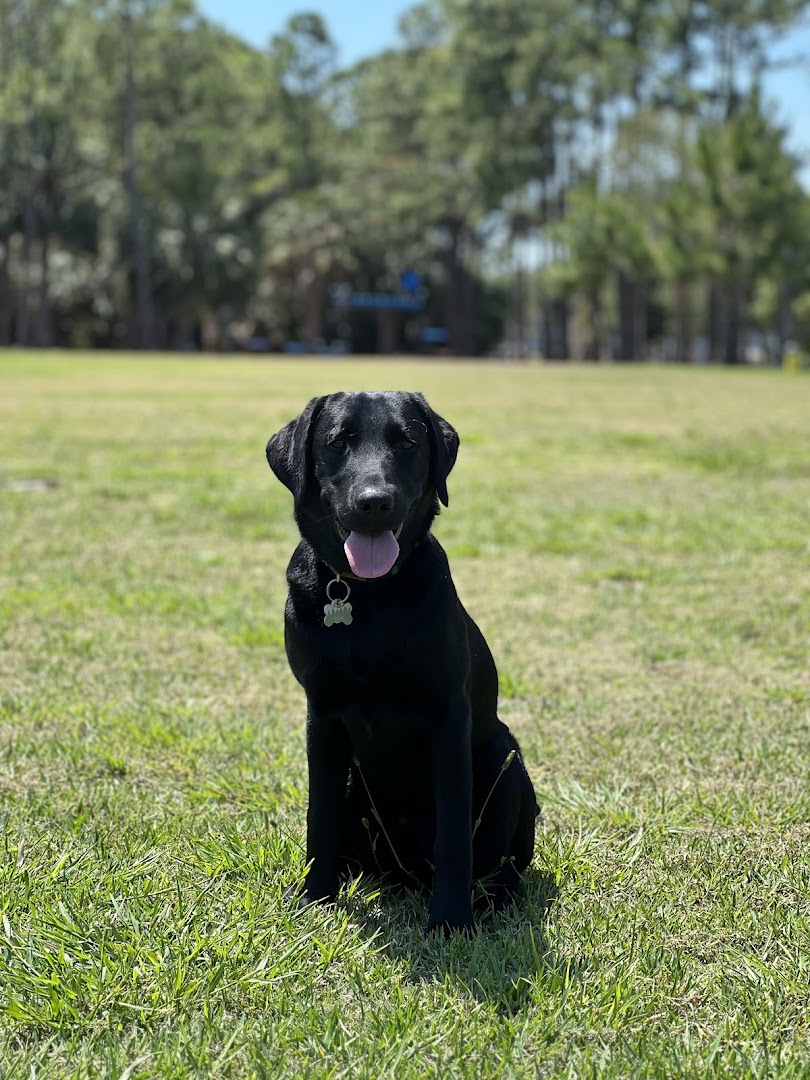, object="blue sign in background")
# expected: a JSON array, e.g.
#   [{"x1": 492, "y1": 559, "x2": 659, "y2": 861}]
[
  {"x1": 329, "y1": 280, "x2": 428, "y2": 313},
  {"x1": 400, "y1": 269, "x2": 422, "y2": 293},
  {"x1": 345, "y1": 292, "x2": 426, "y2": 312}
]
